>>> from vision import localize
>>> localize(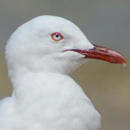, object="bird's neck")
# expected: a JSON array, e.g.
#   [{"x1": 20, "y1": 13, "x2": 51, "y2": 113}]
[
  {"x1": 9, "y1": 67, "x2": 93, "y2": 124},
  {"x1": 10, "y1": 69, "x2": 88, "y2": 119},
  {"x1": 10, "y1": 68, "x2": 72, "y2": 100}
]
